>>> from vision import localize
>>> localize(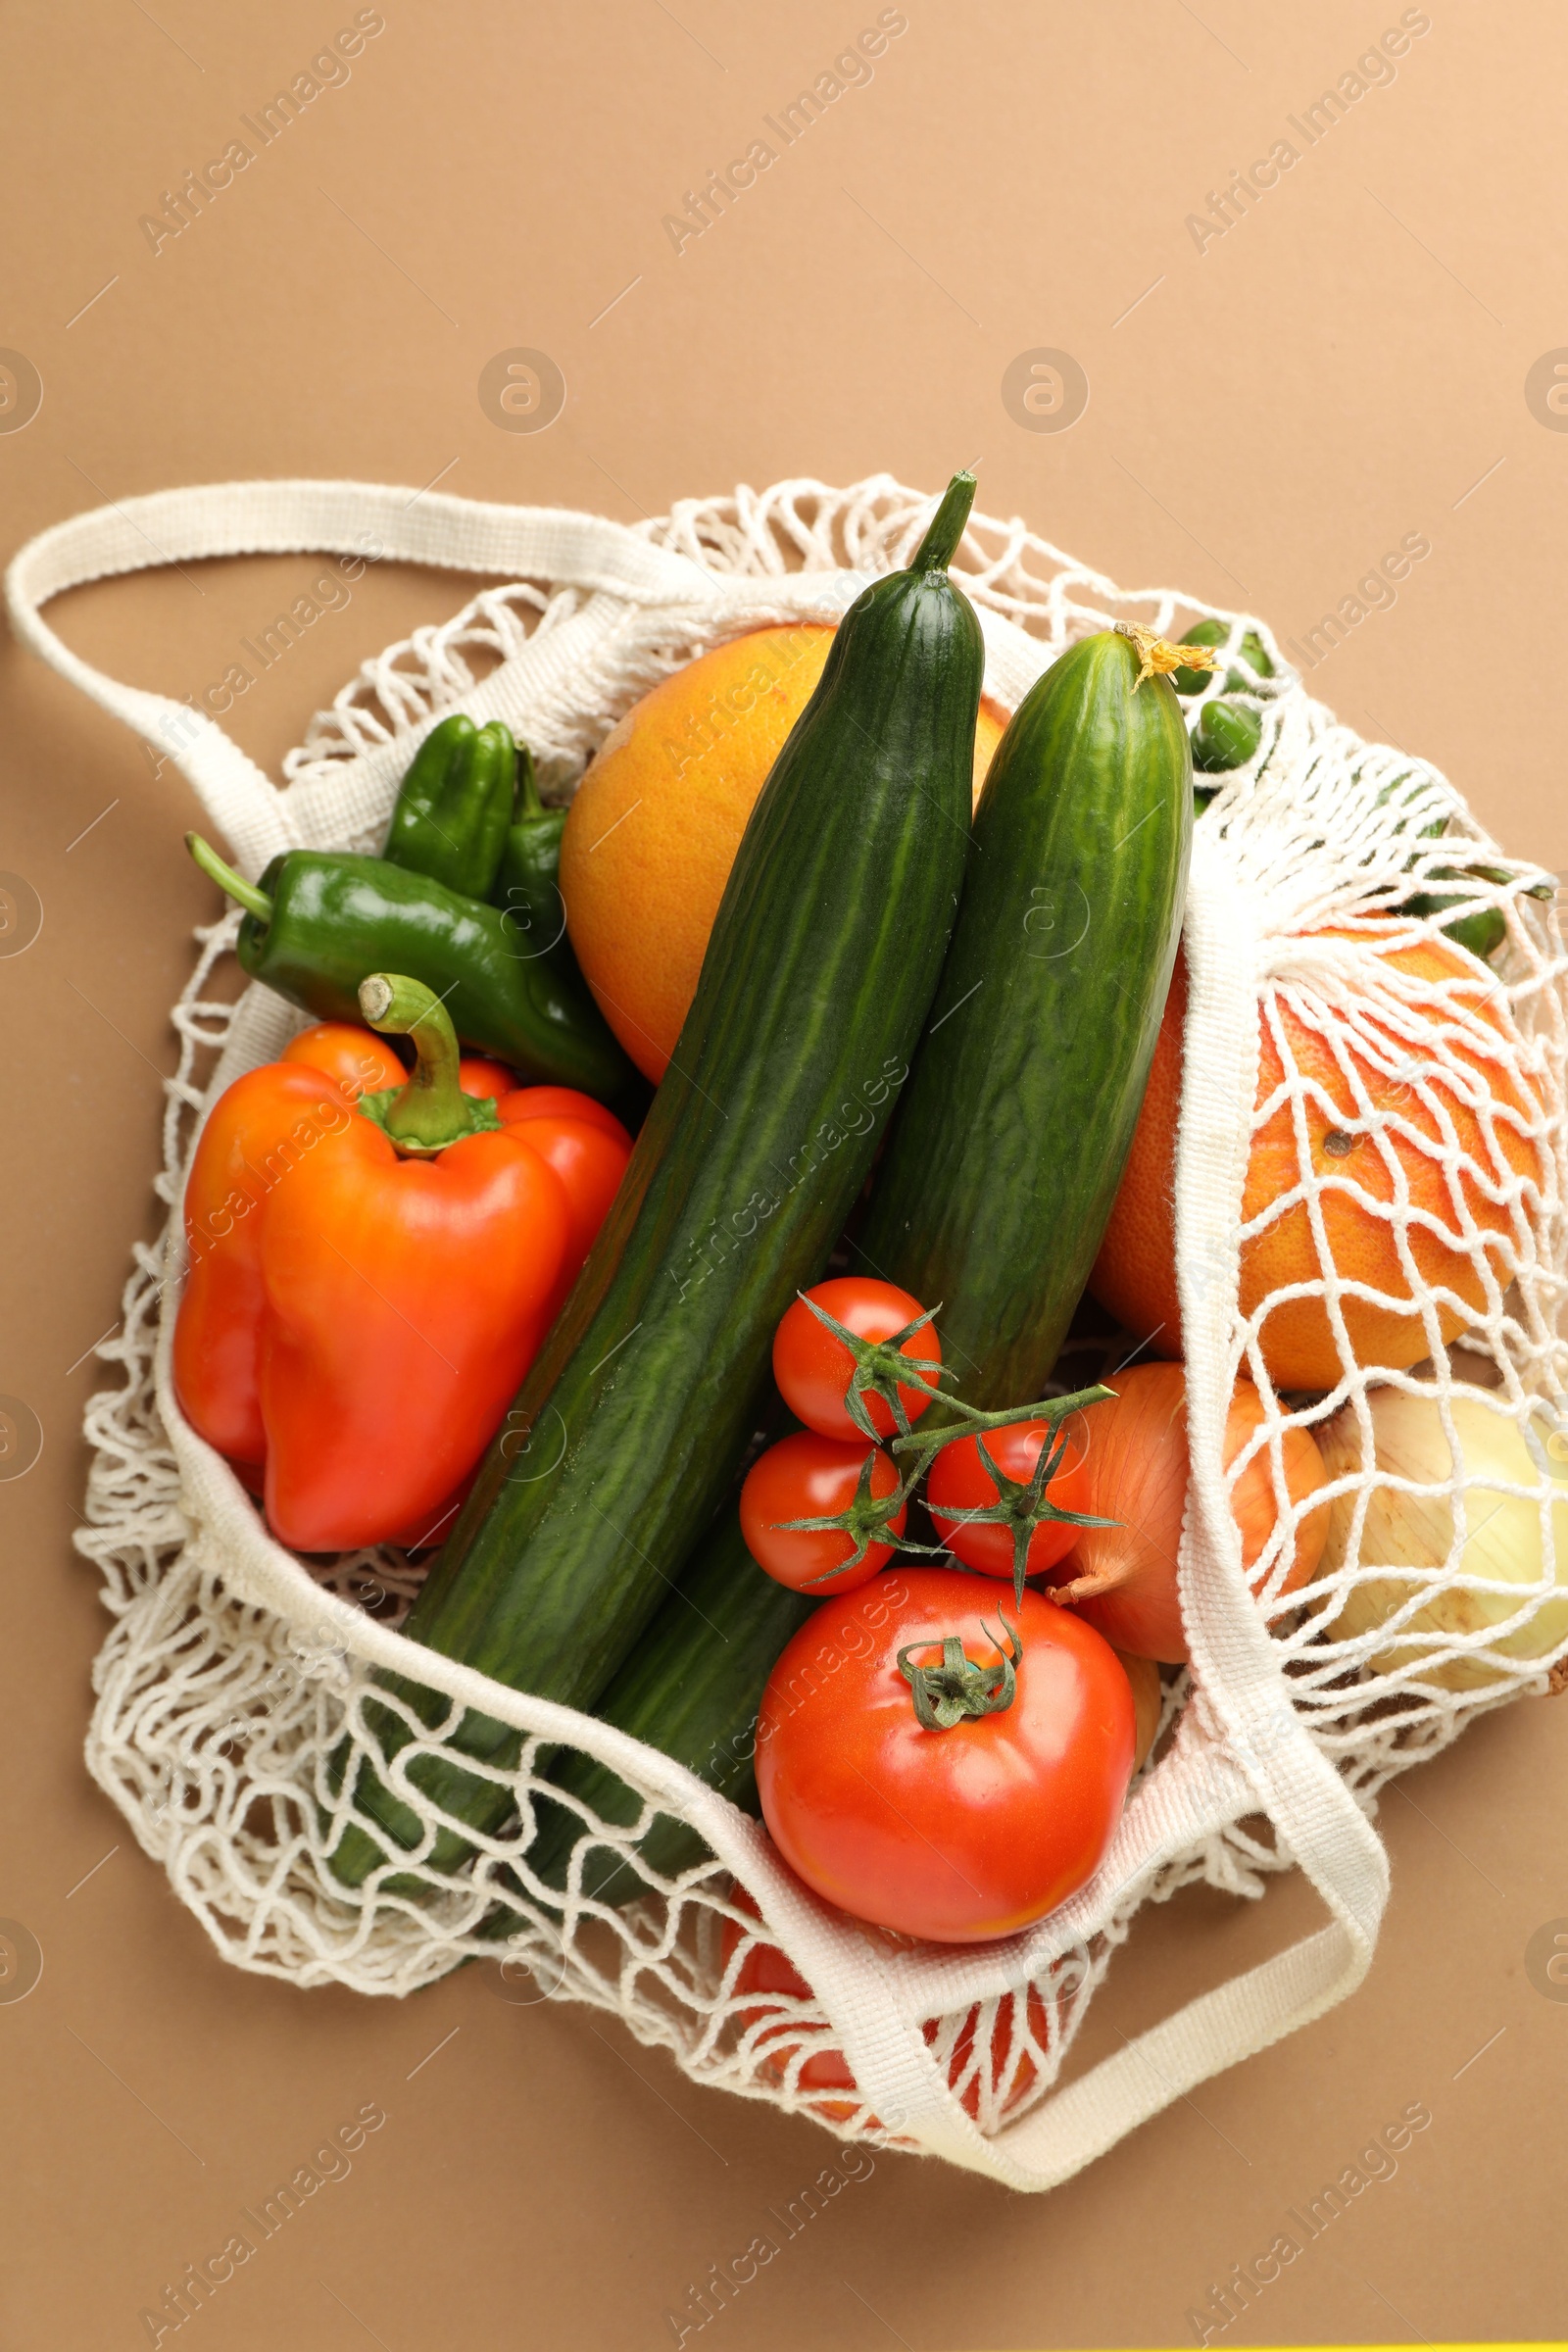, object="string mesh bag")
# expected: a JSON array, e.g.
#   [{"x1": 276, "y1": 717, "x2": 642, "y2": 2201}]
[{"x1": 8, "y1": 474, "x2": 1565, "y2": 2193}]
